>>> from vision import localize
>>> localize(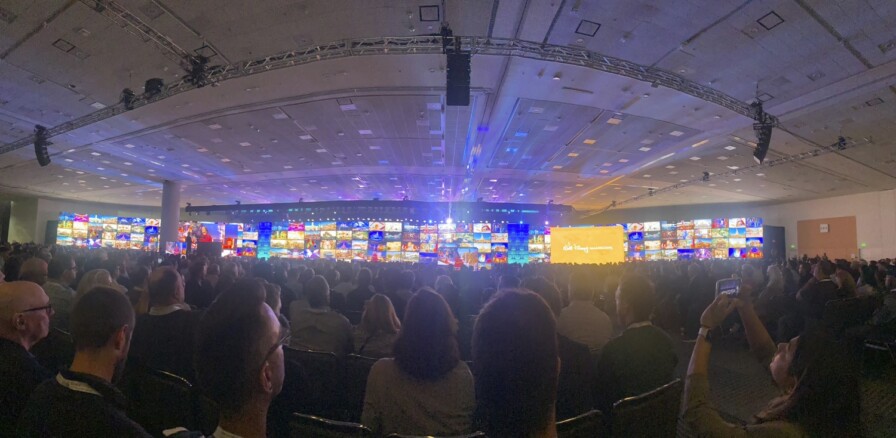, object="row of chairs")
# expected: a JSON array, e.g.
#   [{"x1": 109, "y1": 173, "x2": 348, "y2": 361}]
[{"x1": 287, "y1": 379, "x2": 684, "y2": 438}]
